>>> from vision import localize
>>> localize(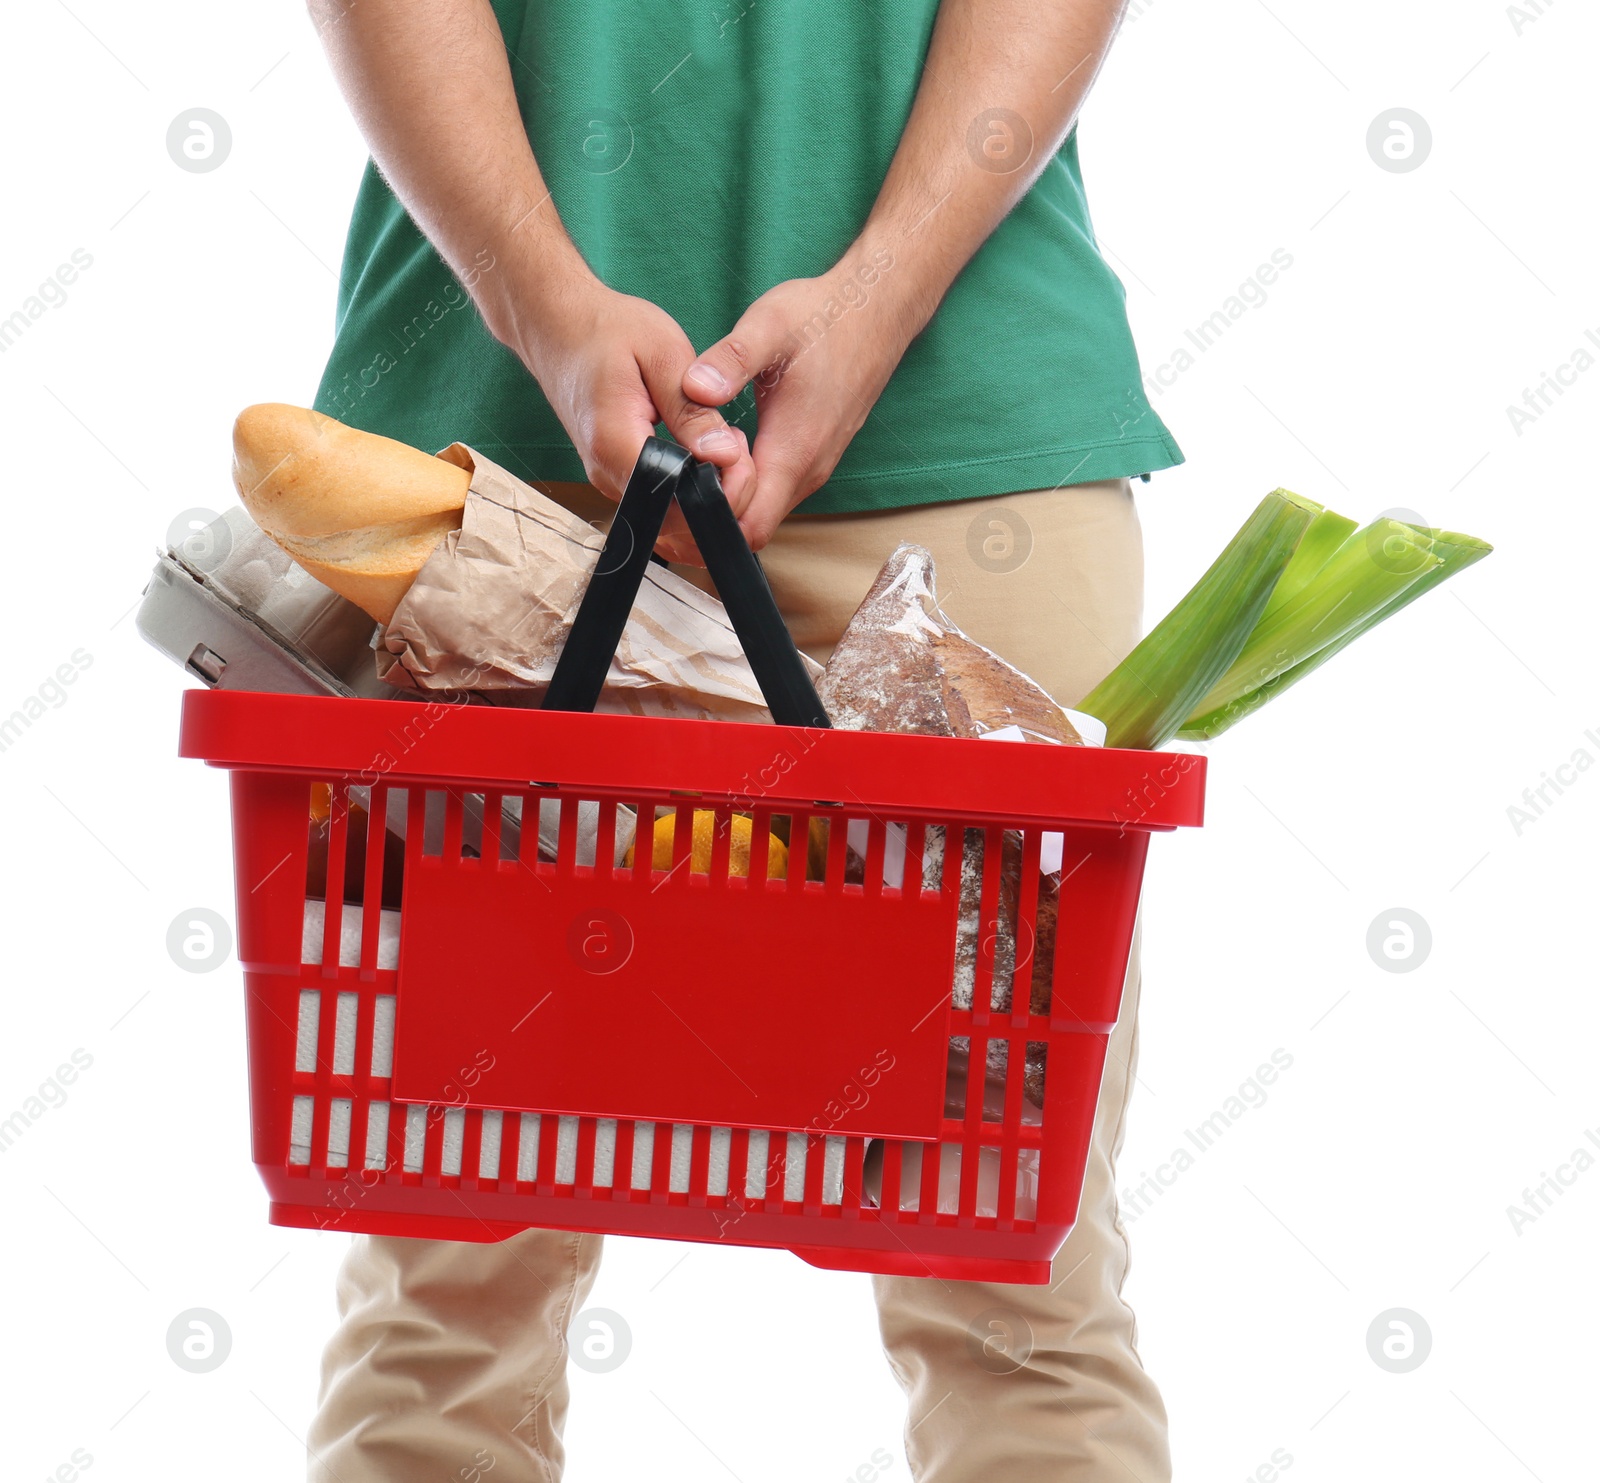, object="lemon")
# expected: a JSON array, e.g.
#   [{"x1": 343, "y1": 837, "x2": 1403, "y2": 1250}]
[{"x1": 626, "y1": 810, "x2": 788, "y2": 880}]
